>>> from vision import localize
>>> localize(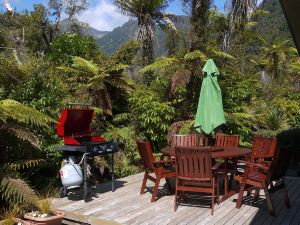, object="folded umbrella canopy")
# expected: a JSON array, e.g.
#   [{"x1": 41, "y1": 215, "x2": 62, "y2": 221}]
[{"x1": 194, "y1": 59, "x2": 226, "y2": 134}]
